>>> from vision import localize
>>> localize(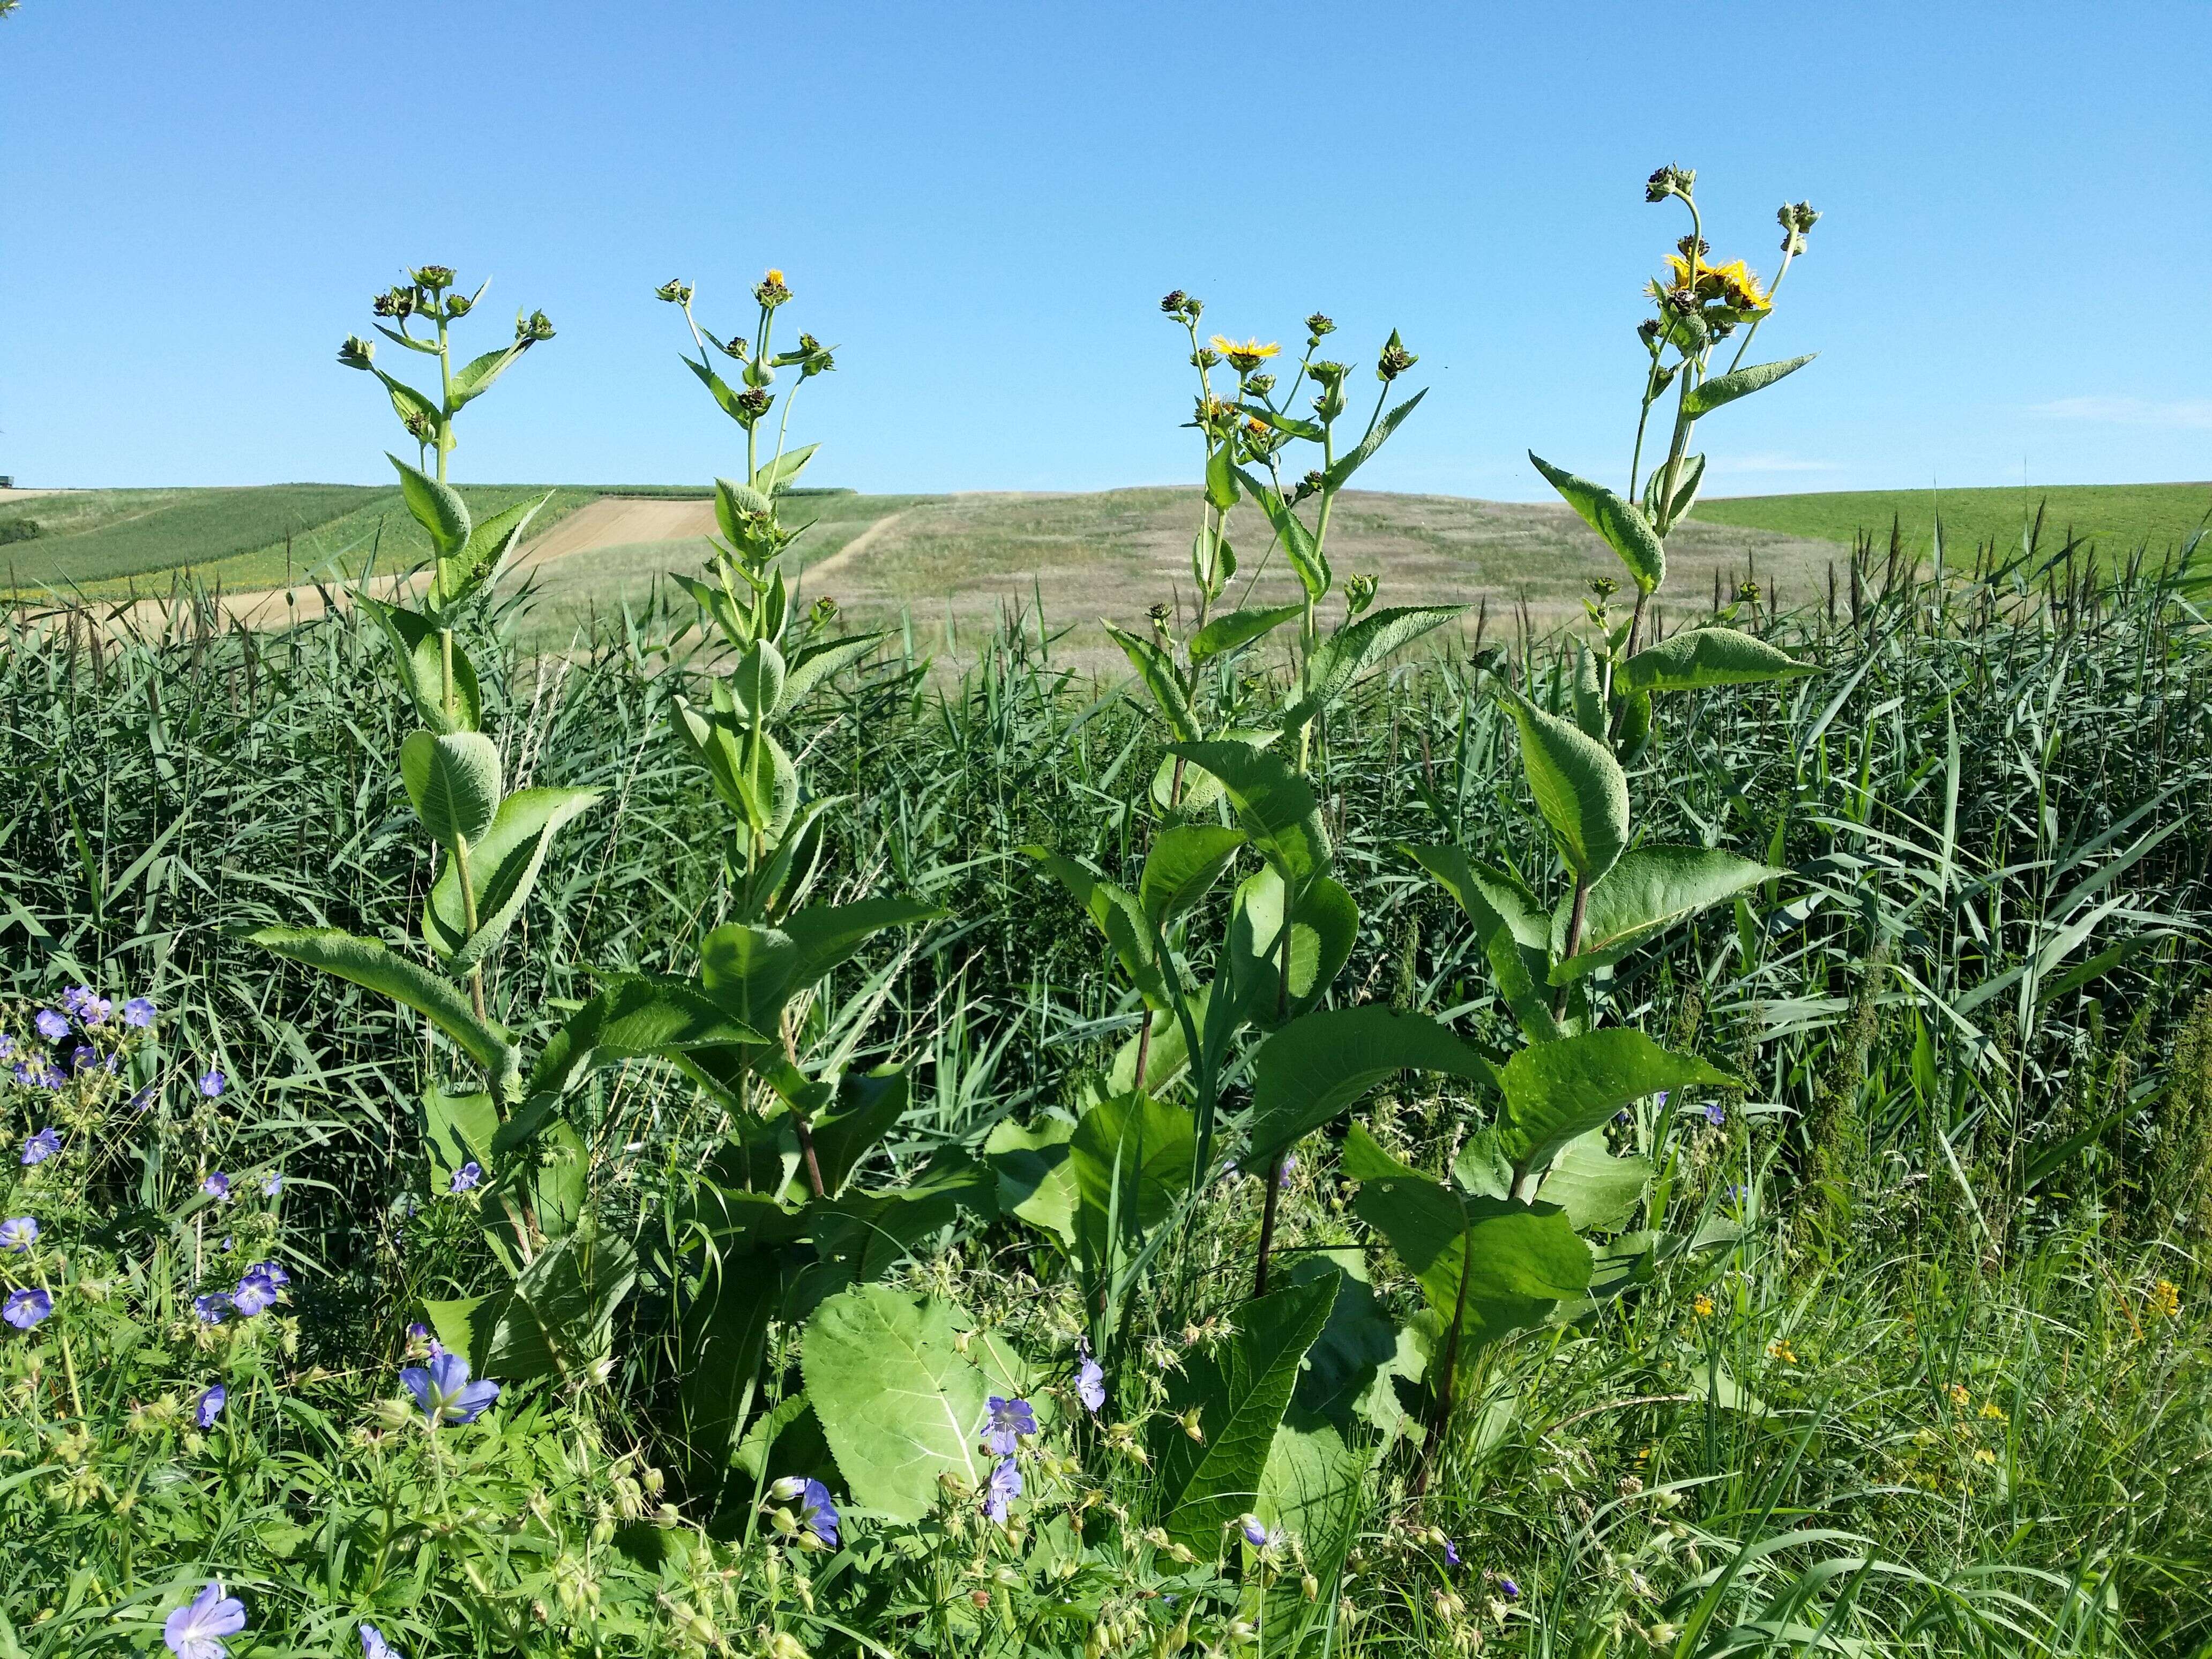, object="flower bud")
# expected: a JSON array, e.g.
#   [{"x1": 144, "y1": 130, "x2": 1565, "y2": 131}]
[
  {"x1": 655, "y1": 278, "x2": 694, "y2": 305},
  {"x1": 769, "y1": 1475, "x2": 810, "y2": 1503},
  {"x1": 1304, "y1": 312, "x2": 1335, "y2": 338},
  {"x1": 735, "y1": 387, "x2": 772, "y2": 422},
  {"x1": 1159, "y1": 289, "x2": 1188, "y2": 315},
  {"x1": 444, "y1": 292, "x2": 473, "y2": 318},
  {"x1": 1344, "y1": 572, "x2": 1377, "y2": 616},
  {"x1": 810, "y1": 594, "x2": 839, "y2": 625},
  {"x1": 411, "y1": 265, "x2": 455, "y2": 291},
  {"x1": 754, "y1": 267, "x2": 792, "y2": 308},
  {"x1": 768, "y1": 1635, "x2": 810, "y2": 1659},
  {"x1": 1376, "y1": 330, "x2": 1417, "y2": 383},
  {"x1": 516, "y1": 309, "x2": 556, "y2": 345},
  {"x1": 1645, "y1": 163, "x2": 1695, "y2": 204}
]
